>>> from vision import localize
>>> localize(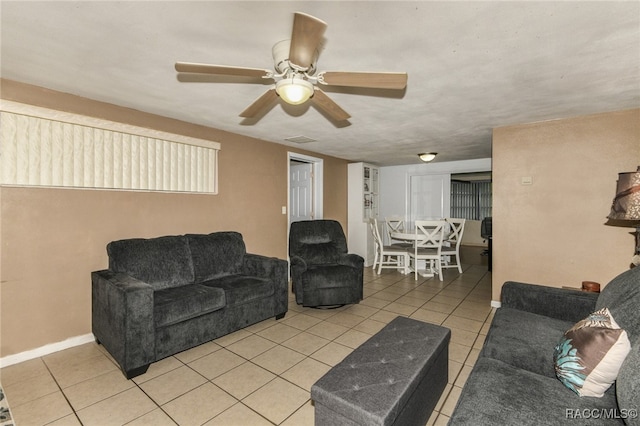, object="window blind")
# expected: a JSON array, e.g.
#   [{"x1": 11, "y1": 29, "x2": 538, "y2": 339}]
[
  {"x1": 0, "y1": 102, "x2": 219, "y2": 194},
  {"x1": 450, "y1": 180, "x2": 492, "y2": 220}
]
